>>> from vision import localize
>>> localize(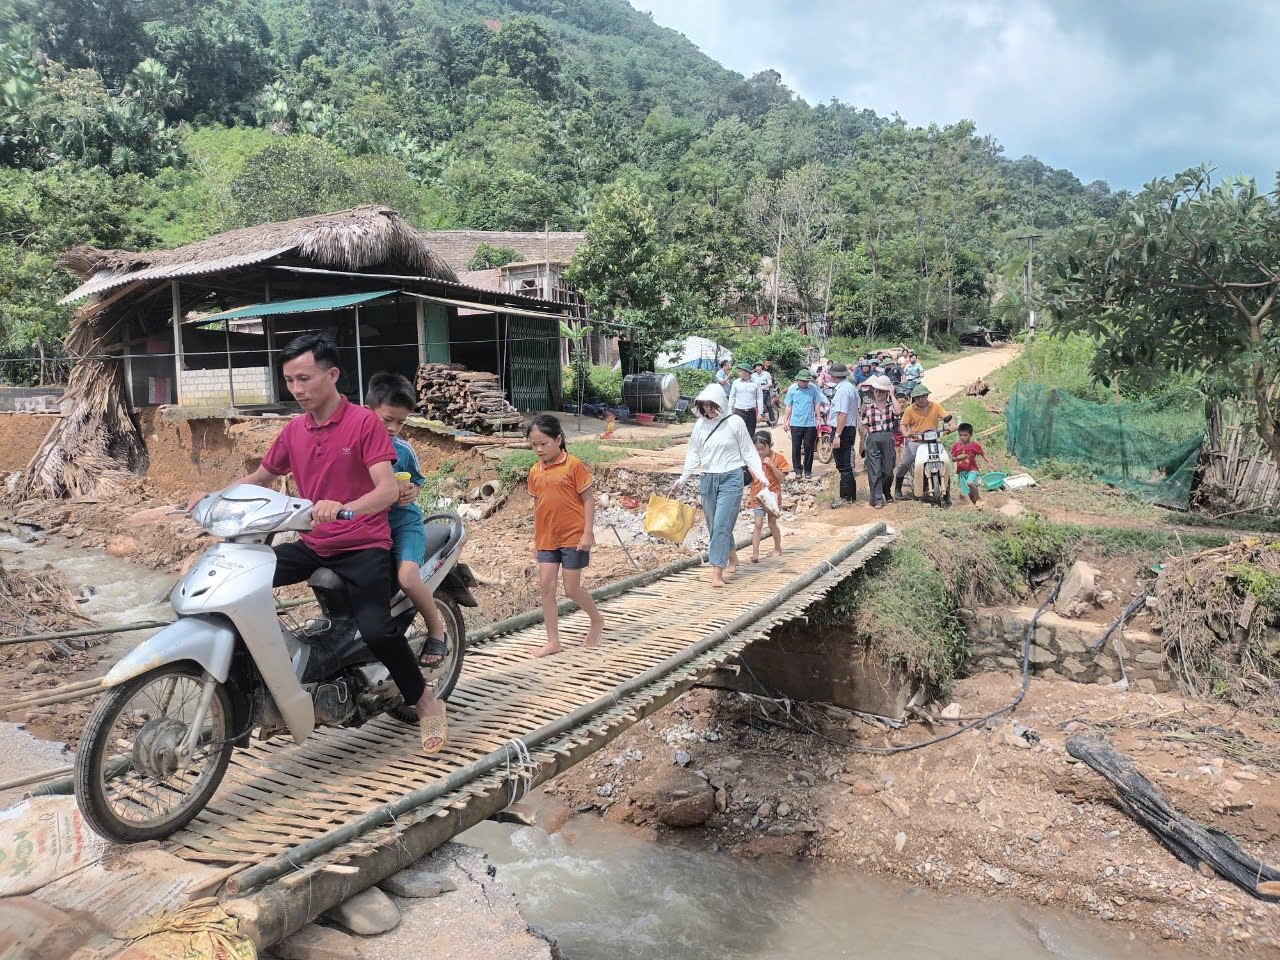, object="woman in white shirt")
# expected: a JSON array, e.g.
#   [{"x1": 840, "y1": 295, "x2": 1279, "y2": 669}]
[{"x1": 672, "y1": 384, "x2": 773, "y2": 588}]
